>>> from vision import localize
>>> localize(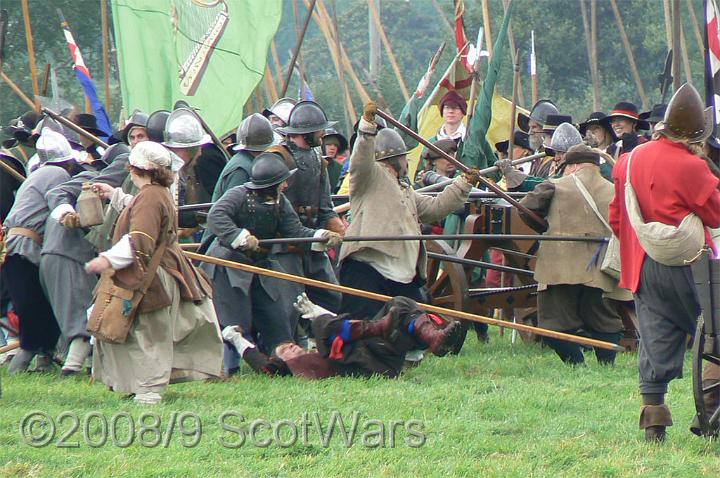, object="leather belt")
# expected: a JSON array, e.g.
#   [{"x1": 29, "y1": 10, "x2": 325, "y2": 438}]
[{"x1": 7, "y1": 227, "x2": 43, "y2": 245}]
